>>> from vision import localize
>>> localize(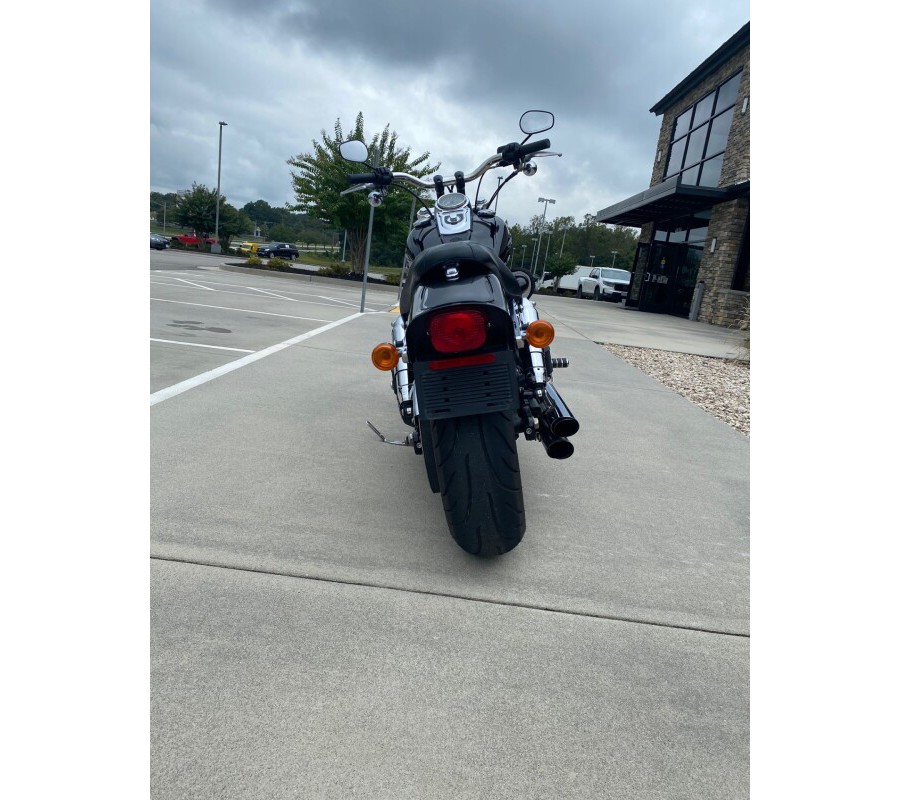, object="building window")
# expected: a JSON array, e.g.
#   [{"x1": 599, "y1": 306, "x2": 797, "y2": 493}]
[
  {"x1": 654, "y1": 212, "x2": 711, "y2": 245},
  {"x1": 665, "y1": 70, "x2": 742, "y2": 187}
]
